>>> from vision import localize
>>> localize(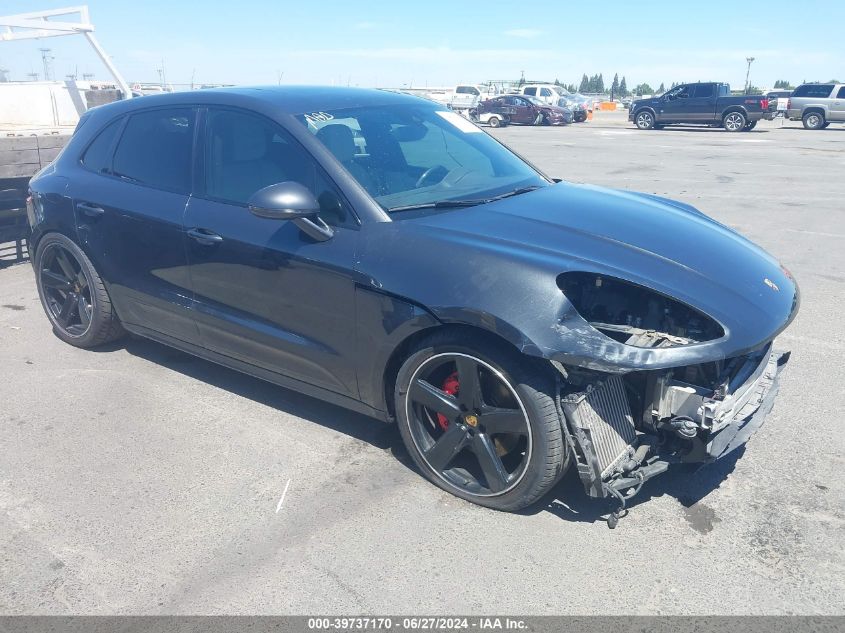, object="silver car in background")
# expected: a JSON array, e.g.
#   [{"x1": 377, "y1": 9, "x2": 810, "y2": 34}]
[{"x1": 786, "y1": 83, "x2": 845, "y2": 129}]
